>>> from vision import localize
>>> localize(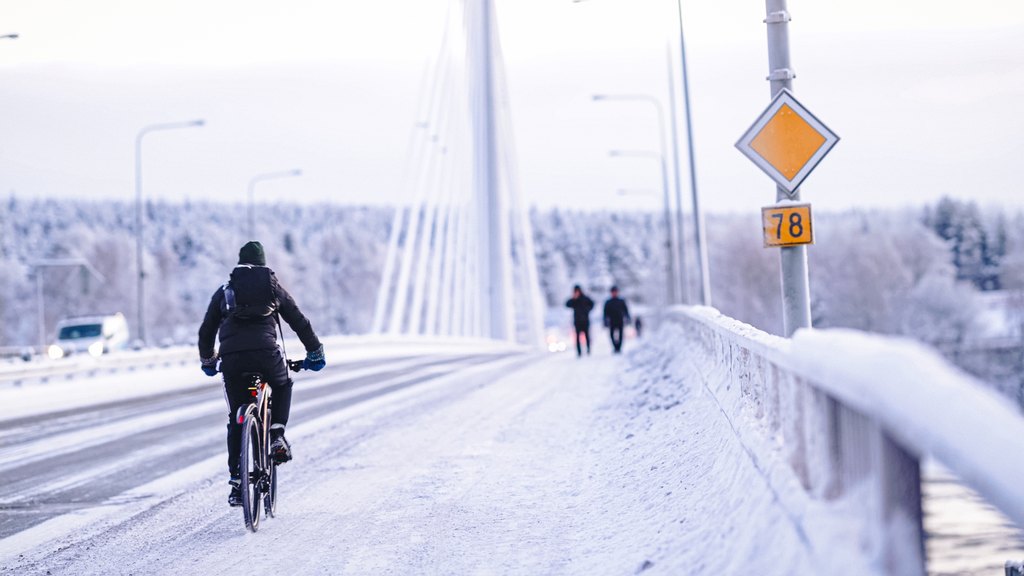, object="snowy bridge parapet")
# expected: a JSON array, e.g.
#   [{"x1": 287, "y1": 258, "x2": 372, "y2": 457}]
[{"x1": 669, "y1": 307, "x2": 1024, "y2": 576}]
